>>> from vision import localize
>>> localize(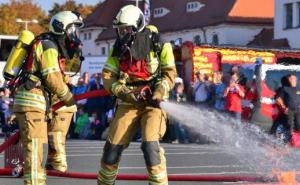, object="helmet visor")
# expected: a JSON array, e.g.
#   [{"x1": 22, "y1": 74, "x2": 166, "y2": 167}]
[
  {"x1": 66, "y1": 24, "x2": 80, "y2": 39},
  {"x1": 117, "y1": 26, "x2": 133, "y2": 40}
]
